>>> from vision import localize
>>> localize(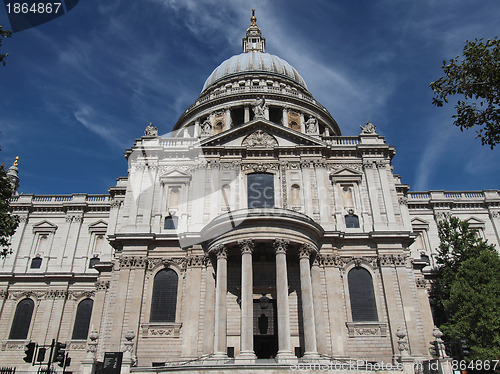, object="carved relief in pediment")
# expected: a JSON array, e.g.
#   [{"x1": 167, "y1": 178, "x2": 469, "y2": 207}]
[{"x1": 241, "y1": 130, "x2": 278, "y2": 147}]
